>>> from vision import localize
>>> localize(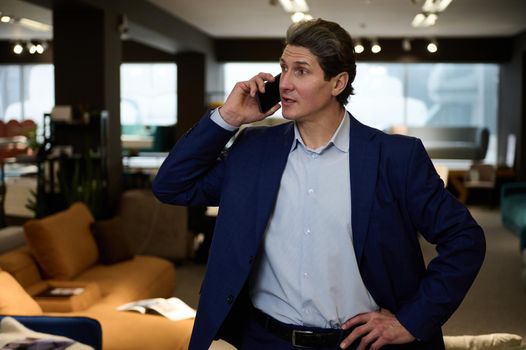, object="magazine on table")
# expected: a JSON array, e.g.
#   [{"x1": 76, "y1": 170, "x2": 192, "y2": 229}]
[
  {"x1": 116, "y1": 297, "x2": 196, "y2": 321},
  {"x1": 35, "y1": 287, "x2": 85, "y2": 298}
]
